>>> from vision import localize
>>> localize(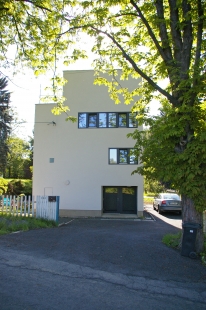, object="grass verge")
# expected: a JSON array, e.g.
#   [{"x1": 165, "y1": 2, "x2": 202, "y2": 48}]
[
  {"x1": 144, "y1": 197, "x2": 154, "y2": 204},
  {"x1": 0, "y1": 214, "x2": 57, "y2": 235},
  {"x1": 162, "y1": 232, "x2": 206, "y2": 265},
  {"x1": 162, "y1": 232, "x2": 181, "y2": 249}
]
